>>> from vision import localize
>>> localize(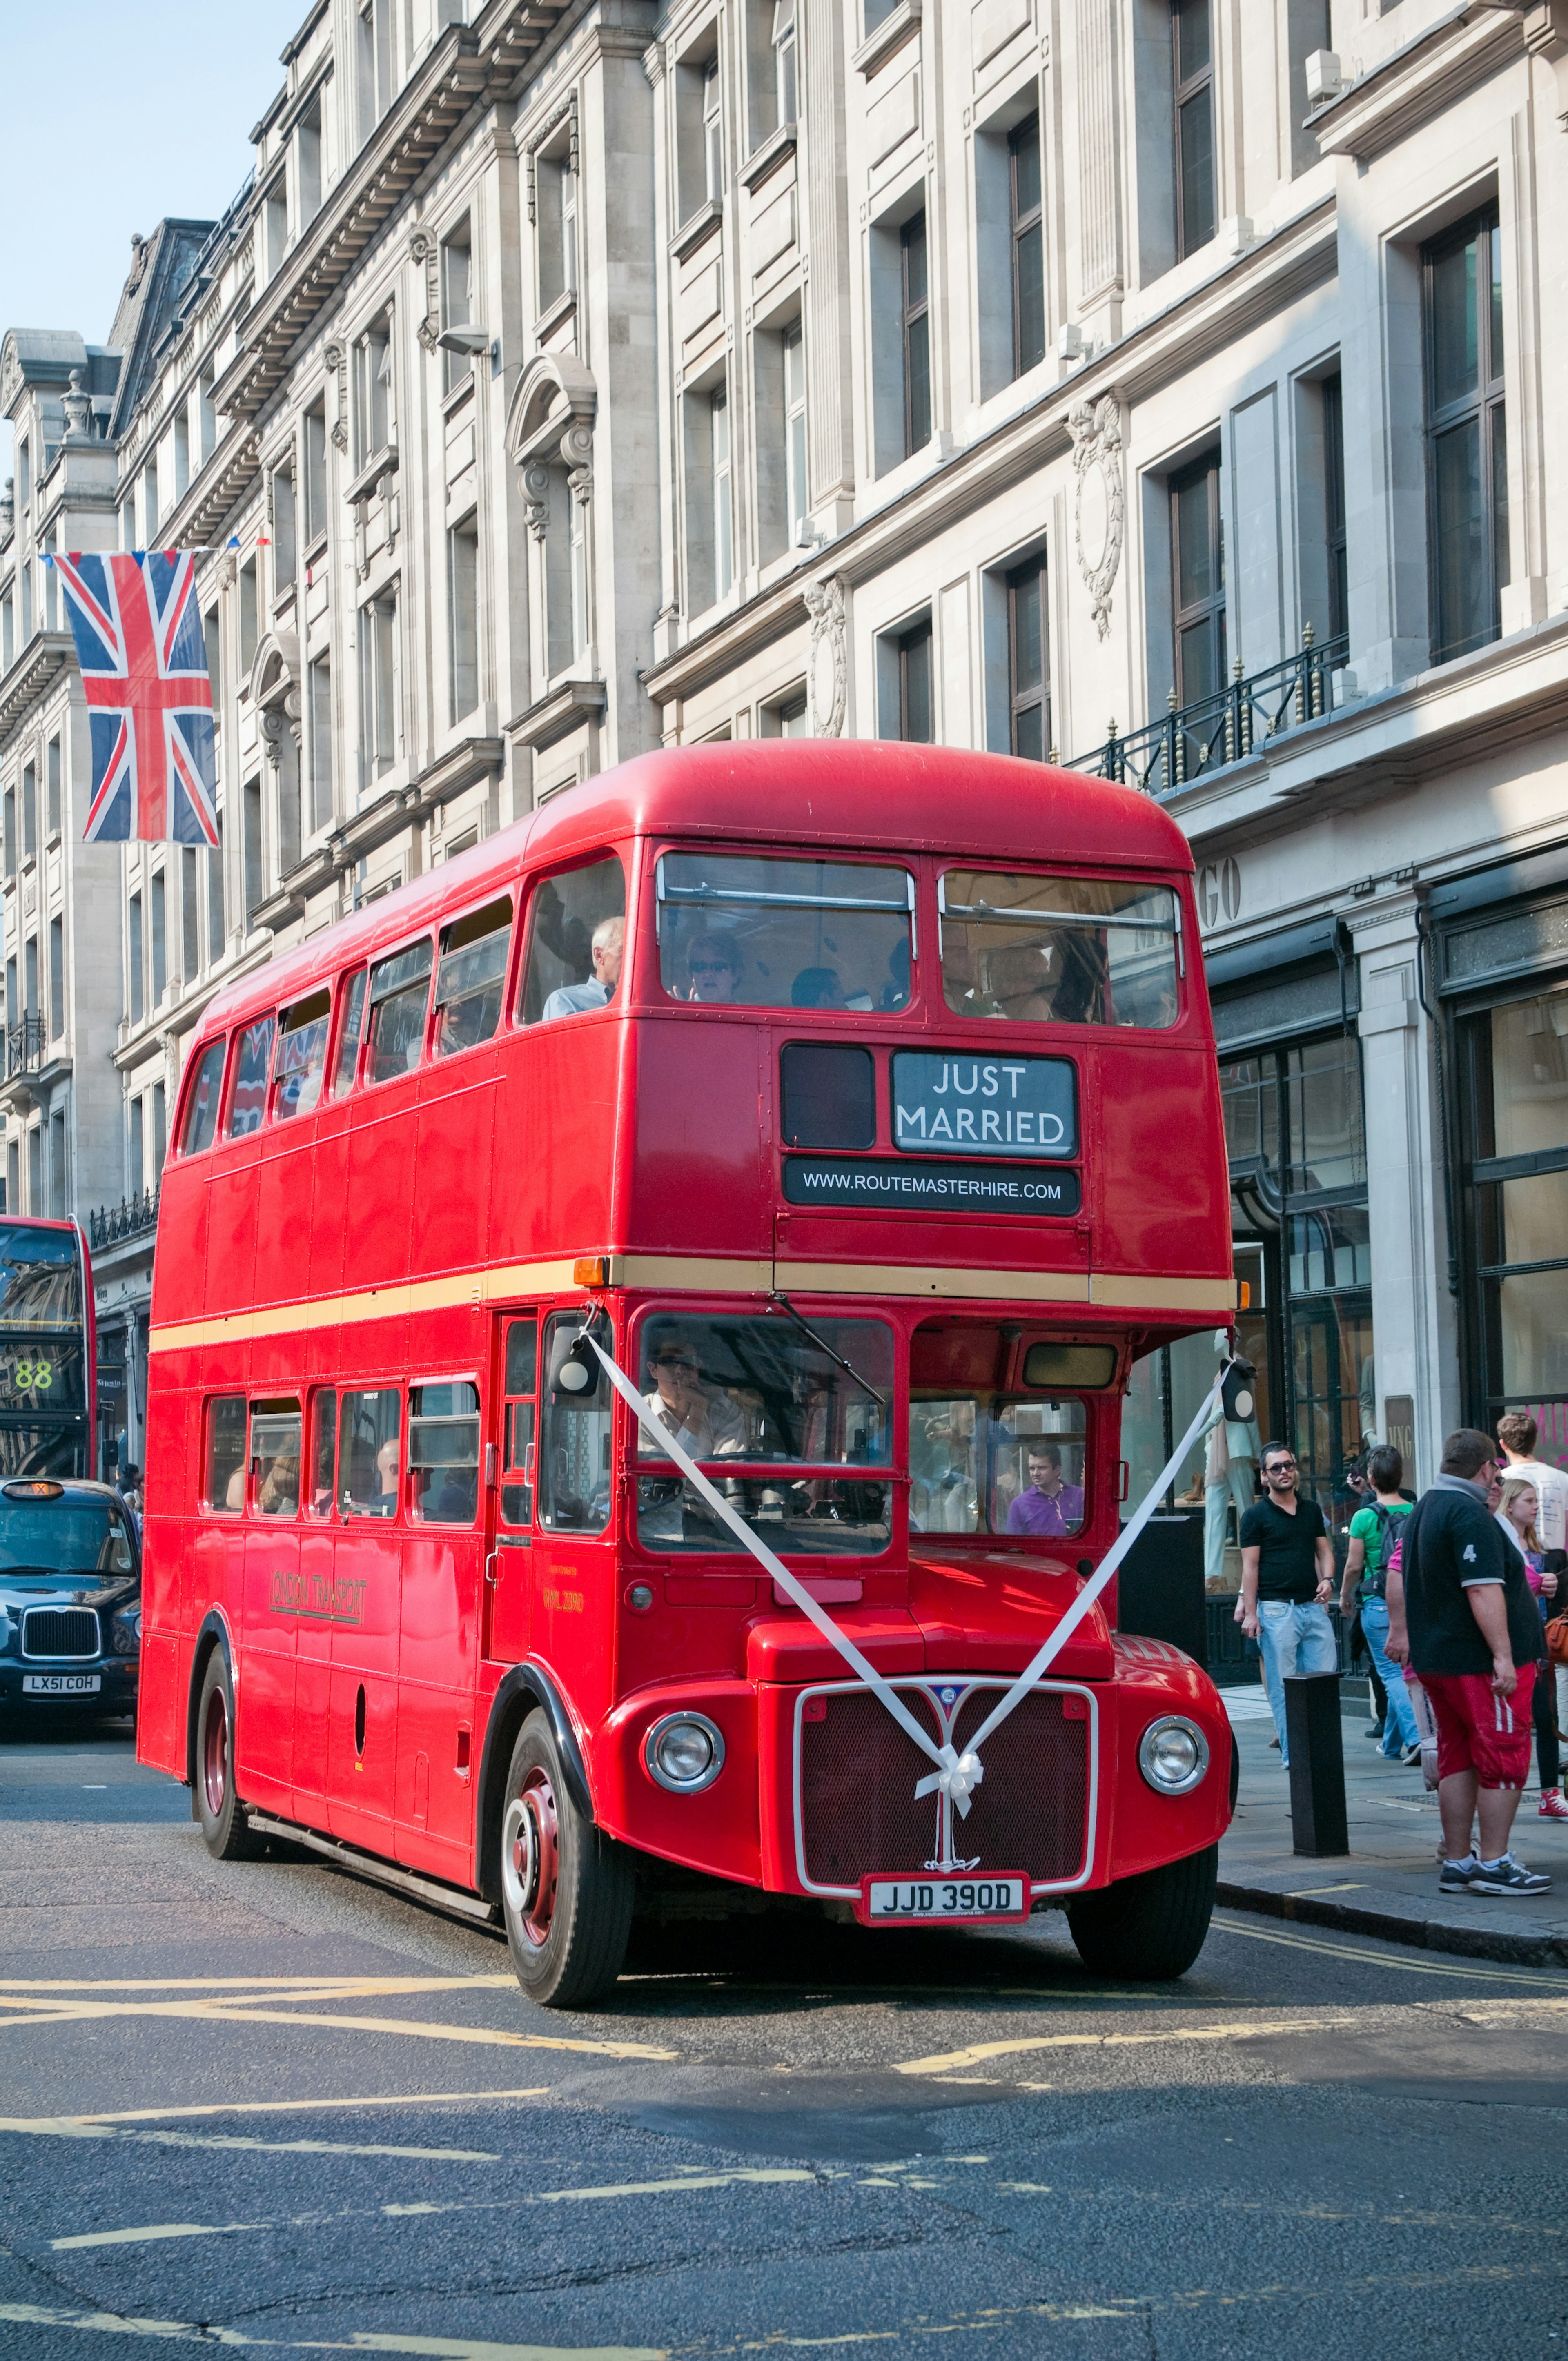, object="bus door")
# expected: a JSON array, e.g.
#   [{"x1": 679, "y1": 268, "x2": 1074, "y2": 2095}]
[
  {"x1": 292, "y1": 1386, "x2": 339, "y2": 1824},
  {"x1": 238, "y1": 1397, "x2": 302, "y2": 1818},
  {"x1": 395, "y1": 1378, "x2": 484, "y2": 1877},
  {"x1": 485, "y1": 1312, "x2": 538, "y2": 1665},
  {"x1": 327, "y1": 1383, "x2": 403, "y2": 1851}
]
